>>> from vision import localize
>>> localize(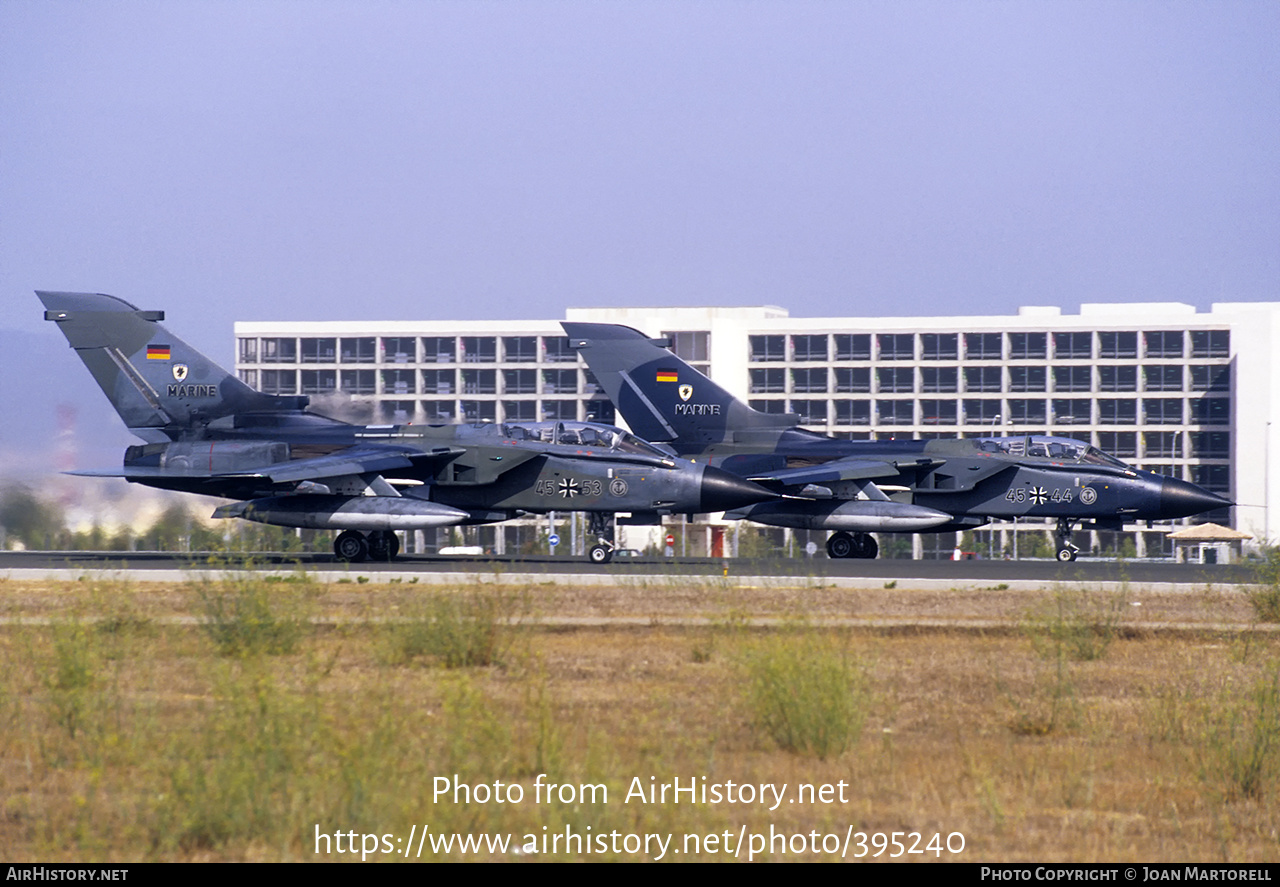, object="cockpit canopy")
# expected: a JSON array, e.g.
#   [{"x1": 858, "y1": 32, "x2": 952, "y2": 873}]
[
  {"x1": 500, "y1": 420, "x2": 672, "y2": 460},
  {"x1": 974, "y1": 435, "x2": 1131, "y2": 470}
]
